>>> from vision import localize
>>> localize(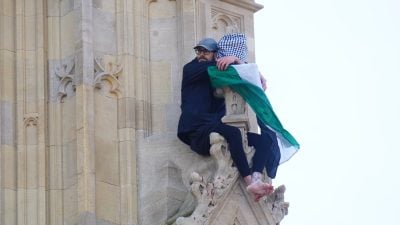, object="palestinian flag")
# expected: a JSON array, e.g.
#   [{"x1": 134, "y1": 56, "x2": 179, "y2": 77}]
[{"x1": 208, "y1": 63, "x2": 299, "y2": 163}]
